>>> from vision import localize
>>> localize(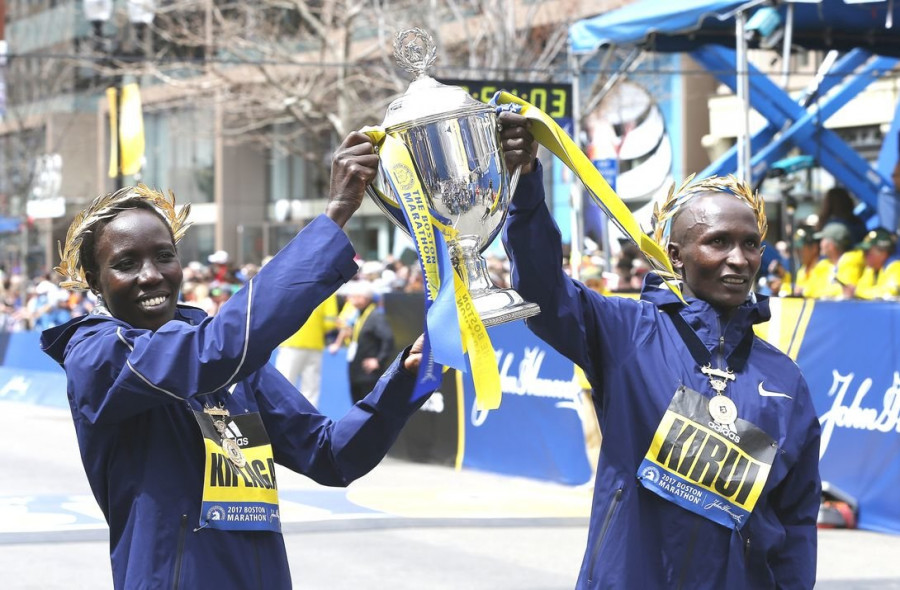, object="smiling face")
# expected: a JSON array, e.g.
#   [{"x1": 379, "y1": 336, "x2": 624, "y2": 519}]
[
  {"x1": 667, "y1": 193, "x2": 762, "y2": 312},
  {"x1": 85, "y1": 208, "x2": 183, "y2": 331}
]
